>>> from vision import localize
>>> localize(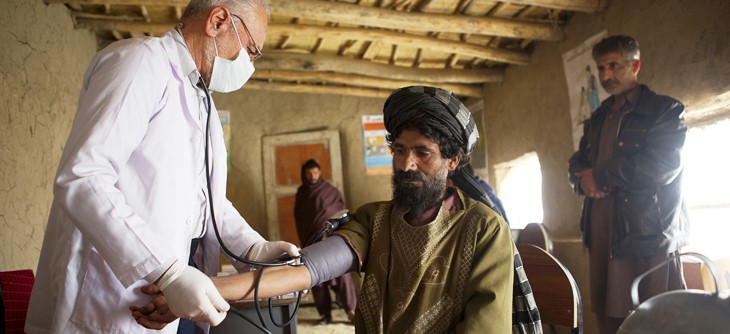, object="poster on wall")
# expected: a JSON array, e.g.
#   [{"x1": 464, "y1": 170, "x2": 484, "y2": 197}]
[
  {"x1": 361, "y1": 115, "x2": 392, "y2": 176},
  {"x1": 562, "y1": 30, "x2": 610, "y2": 150},
  {"x1": 218, "y1": 110, "x2": 231, "y2": 166}
]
